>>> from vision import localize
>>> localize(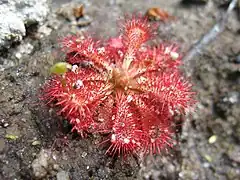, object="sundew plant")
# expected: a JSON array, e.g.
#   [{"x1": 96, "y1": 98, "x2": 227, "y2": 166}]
[{"x1": 41, "y1": 14, "x2": 195, "y2": 157}]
